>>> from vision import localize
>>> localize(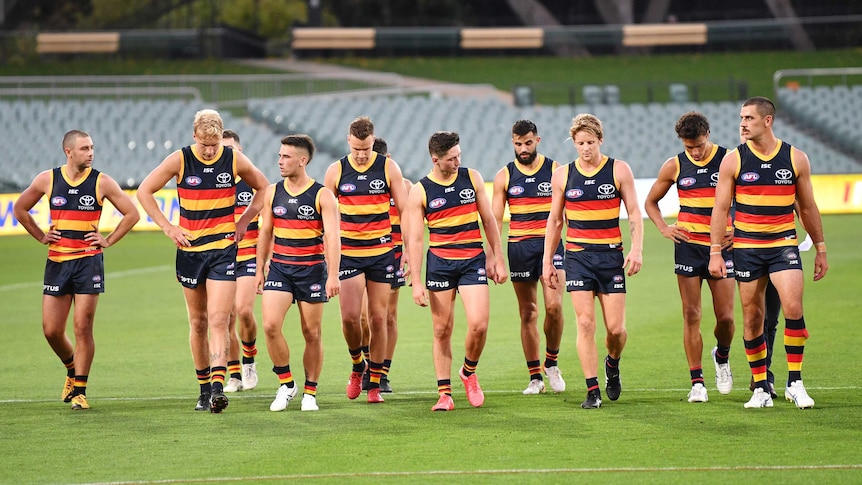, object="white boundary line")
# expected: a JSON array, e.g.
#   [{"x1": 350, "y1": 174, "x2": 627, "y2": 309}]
[
  {"x1": 0, "y1": 265, "x2": 171, "y2": 292},
  {"x1": 72, "y1": 464, "x2": 862, "y2": 485}
]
